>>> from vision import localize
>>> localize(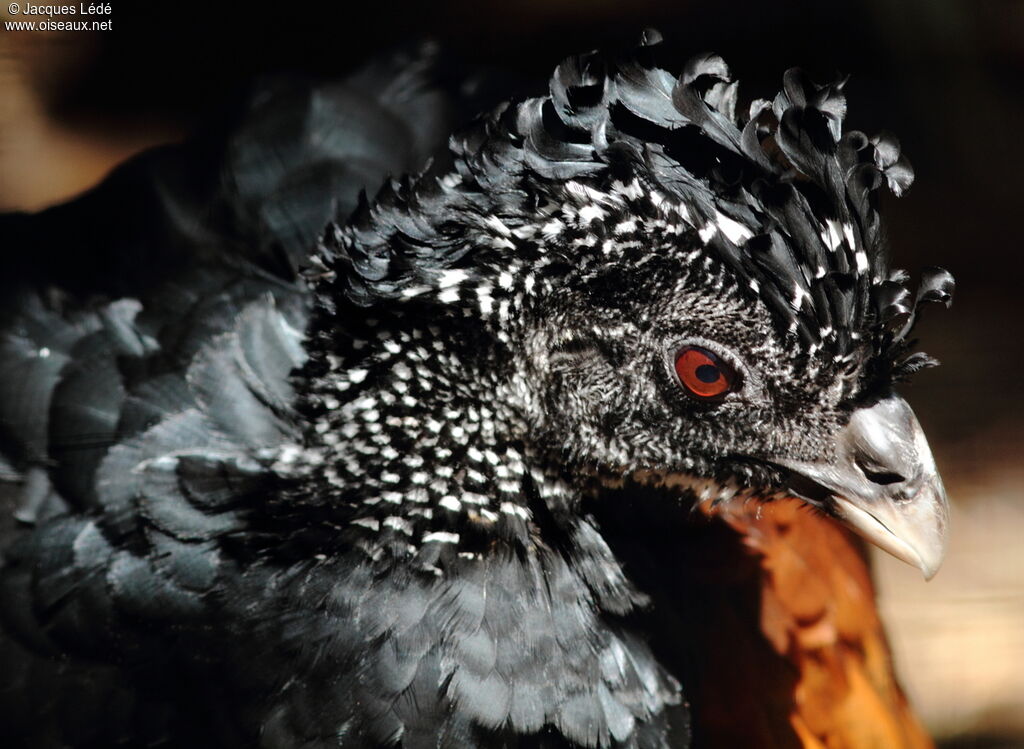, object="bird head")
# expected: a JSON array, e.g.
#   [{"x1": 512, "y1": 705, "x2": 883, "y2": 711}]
[{"x1": 306, "y1": 33, "x2": 952, "y2": 578}]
